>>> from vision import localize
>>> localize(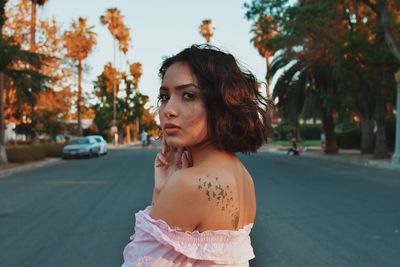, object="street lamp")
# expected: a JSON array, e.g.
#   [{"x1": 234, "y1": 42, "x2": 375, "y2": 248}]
[
  {"x1": 199, "y1": 19, "x2": 214, "y2": 44},
  {"x1": 392, "y1": 69, "x2": 400, "y2": 164}
]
